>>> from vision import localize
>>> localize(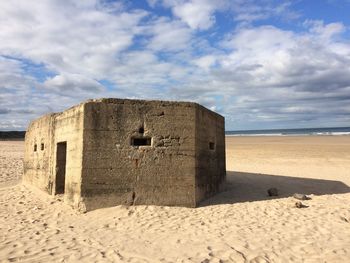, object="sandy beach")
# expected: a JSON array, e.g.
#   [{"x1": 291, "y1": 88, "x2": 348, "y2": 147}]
[
  {"x1": 1, "y1": 136, "x2": 350, "y2": 262},
  {"x1": 0, "y1": 141, "x2": 23, "y2": 187}
]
